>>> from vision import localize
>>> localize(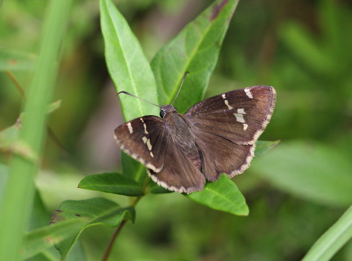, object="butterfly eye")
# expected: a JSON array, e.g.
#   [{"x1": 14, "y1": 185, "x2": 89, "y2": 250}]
[{"x1": 160, "y1": 109, "x2": 165, "y2": 118}]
